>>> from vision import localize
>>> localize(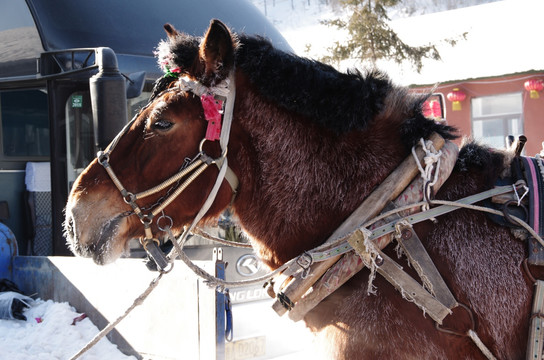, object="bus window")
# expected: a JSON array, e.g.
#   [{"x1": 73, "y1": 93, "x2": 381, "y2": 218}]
[
  {"x1": 64, "y1": 88, "x2": 152, "y2": 192},
  {"x1": 0, "y1": 0, "x2": 43, "y2": 78},
  {"x1": 0, "y1": 90, "x2": 49, "y2": 158},
  {"x1": 128, "y1": 90, "x2": 152, "y2": 119},
  {"x1": 65, "y1": 91, "x2": 94, "y2": 191}
]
